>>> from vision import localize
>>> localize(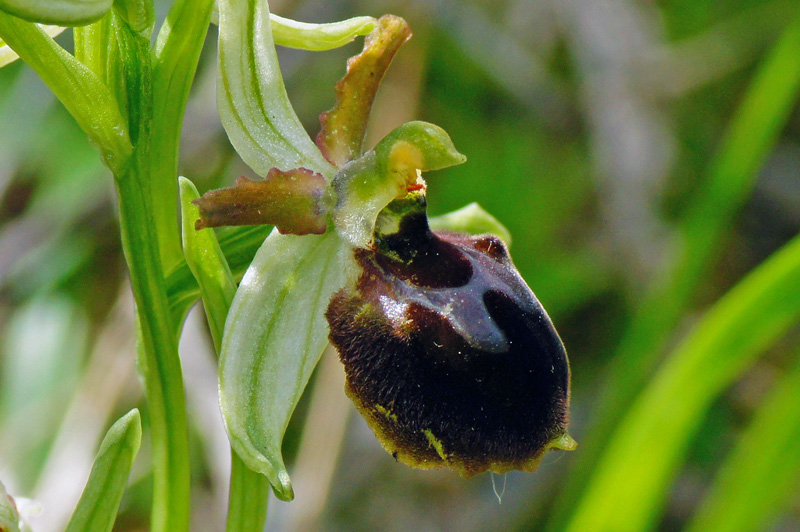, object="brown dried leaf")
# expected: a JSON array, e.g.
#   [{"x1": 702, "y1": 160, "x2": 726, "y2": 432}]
[
  {"x1": 193, "y1": 168, "x2": 330, "y2": 235},
  {"x1": 316, "y1": 15, "x2": 411, "y2": 167}
]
